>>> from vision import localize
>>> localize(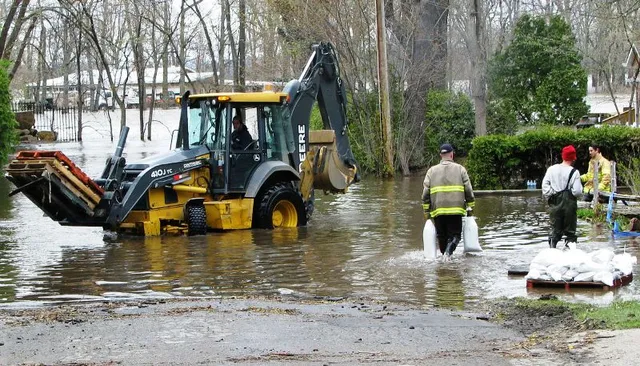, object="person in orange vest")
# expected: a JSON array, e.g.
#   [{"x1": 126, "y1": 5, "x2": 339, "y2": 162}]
[{"x1": 581, "y1": 143, "x2": 611, "y2": 202}]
